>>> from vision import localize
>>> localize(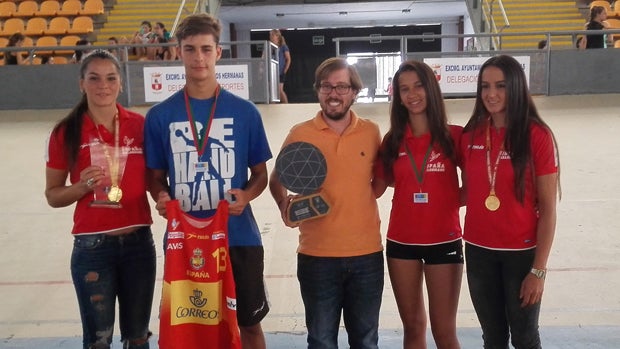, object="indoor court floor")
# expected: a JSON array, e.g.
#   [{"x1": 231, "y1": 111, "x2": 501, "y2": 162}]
[{"x1": 0, "y1": 94, "x2": 619, "y2": 348}]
